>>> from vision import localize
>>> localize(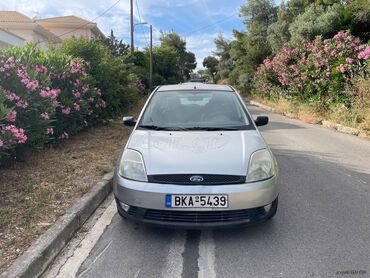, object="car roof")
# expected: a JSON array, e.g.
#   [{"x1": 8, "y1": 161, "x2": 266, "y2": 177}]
[{"x1": 156, "y1": 83, "x2": 234, "y2": 92}]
